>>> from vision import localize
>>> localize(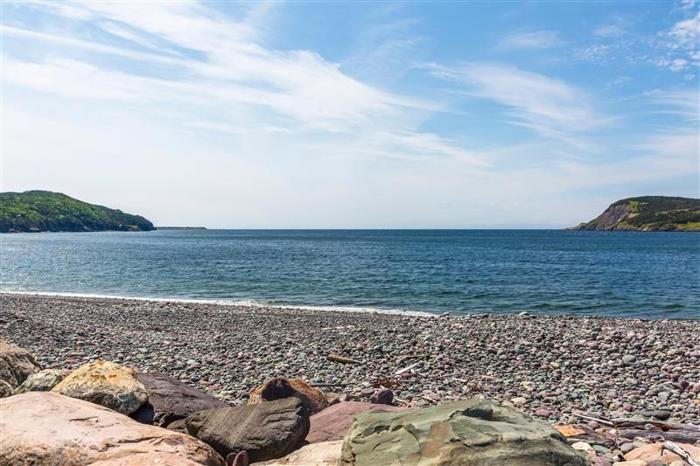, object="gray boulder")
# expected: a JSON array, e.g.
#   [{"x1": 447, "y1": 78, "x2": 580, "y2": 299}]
[
  {"x1": 136, "y1": 372, "x2": 228, "y2": 426},
  {"x1": 185, "y1": 397, "x2": 309, "y2": 463},
  {"x1": 14, "y1": 368, "x2": 68, "y2": 394},
  {"x1": 340, "y1": 397, "x2": 587, "y2": 466},
  {"x1": 0, "y1": 337, "x2": 40, "y2": 388}
]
